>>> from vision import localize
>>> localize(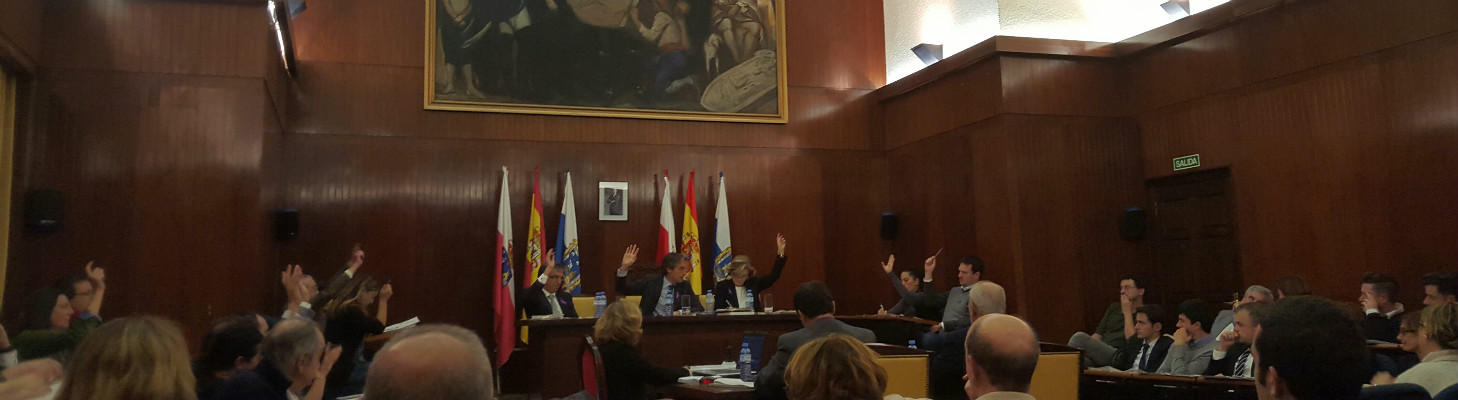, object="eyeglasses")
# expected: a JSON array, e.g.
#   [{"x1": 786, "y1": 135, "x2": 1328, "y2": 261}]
[{"x1": 1400, "y1": 327, "x2": 1420, "y2": 334}]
